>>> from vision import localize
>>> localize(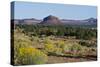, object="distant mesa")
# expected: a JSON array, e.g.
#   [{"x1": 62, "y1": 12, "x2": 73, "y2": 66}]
[
  {"x1": 83, "y1": 17, "x2": 97, "y2": 23},
  {"x1": 40, "y1": 15, "x2": 62, "y2": 25},
  {"x1": 12, "y1": 15, "x2": 97, "y2": 26},
  {"x1": 12, "y1": 18, "x2": 41, "y2": 25}
]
